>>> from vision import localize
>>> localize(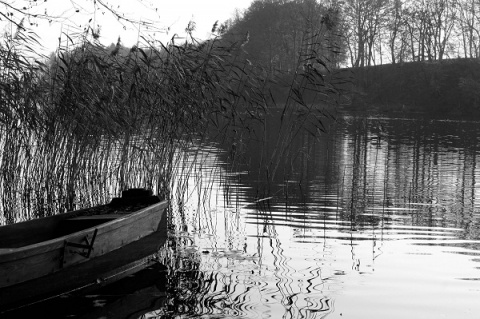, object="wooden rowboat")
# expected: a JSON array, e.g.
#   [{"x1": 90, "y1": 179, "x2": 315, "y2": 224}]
[{"x1": 0, "y1": 188, "x2": 168, "y2": 312}]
